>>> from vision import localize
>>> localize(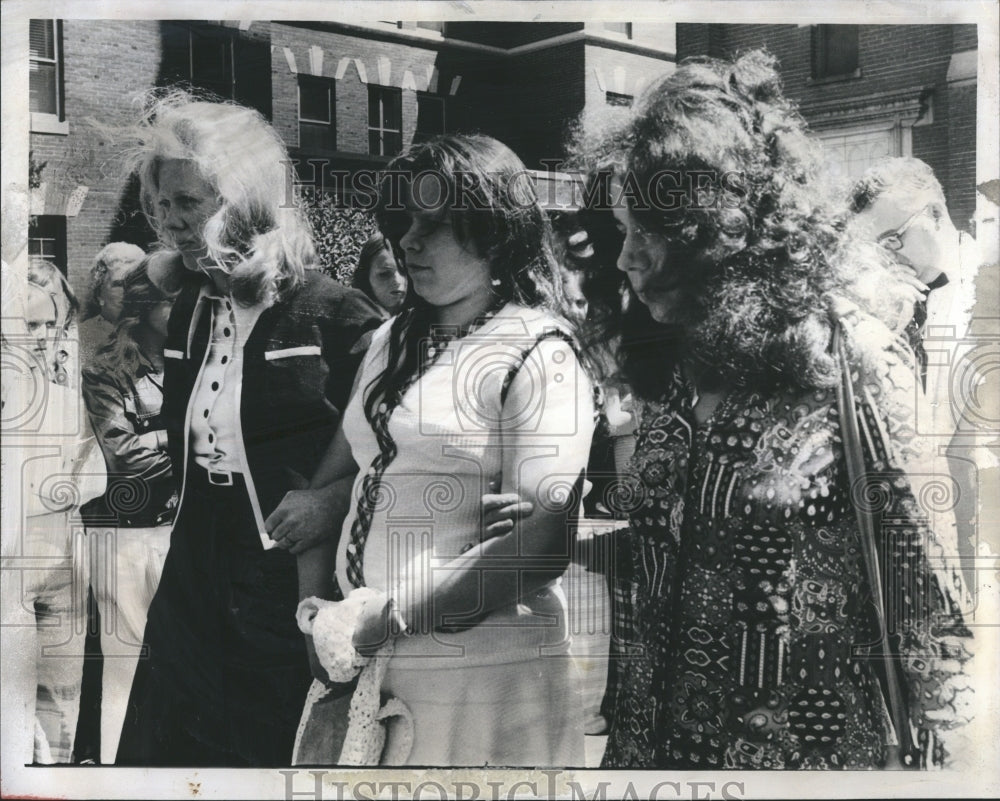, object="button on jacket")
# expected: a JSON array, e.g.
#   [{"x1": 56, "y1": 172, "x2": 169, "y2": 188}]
[{"x1": 161, "y1": 269, "x2": 383, "y2": 545}]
